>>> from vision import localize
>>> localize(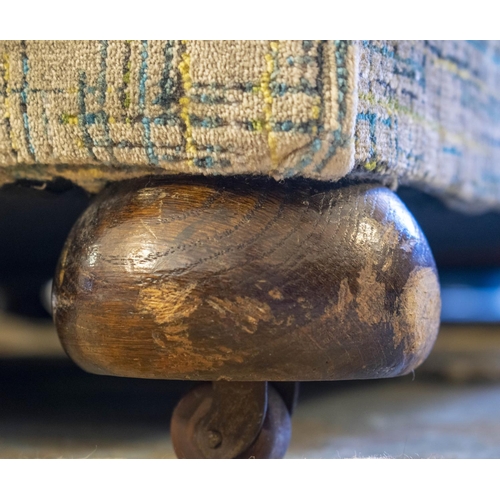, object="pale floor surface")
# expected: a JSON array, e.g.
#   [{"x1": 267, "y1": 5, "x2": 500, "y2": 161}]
[
  {"x1": 2, "y1": 316, "x2": 500, "y2": 459},
  {"x1": 1, "y1": 358, "x2": 500, "y2": 459}
]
